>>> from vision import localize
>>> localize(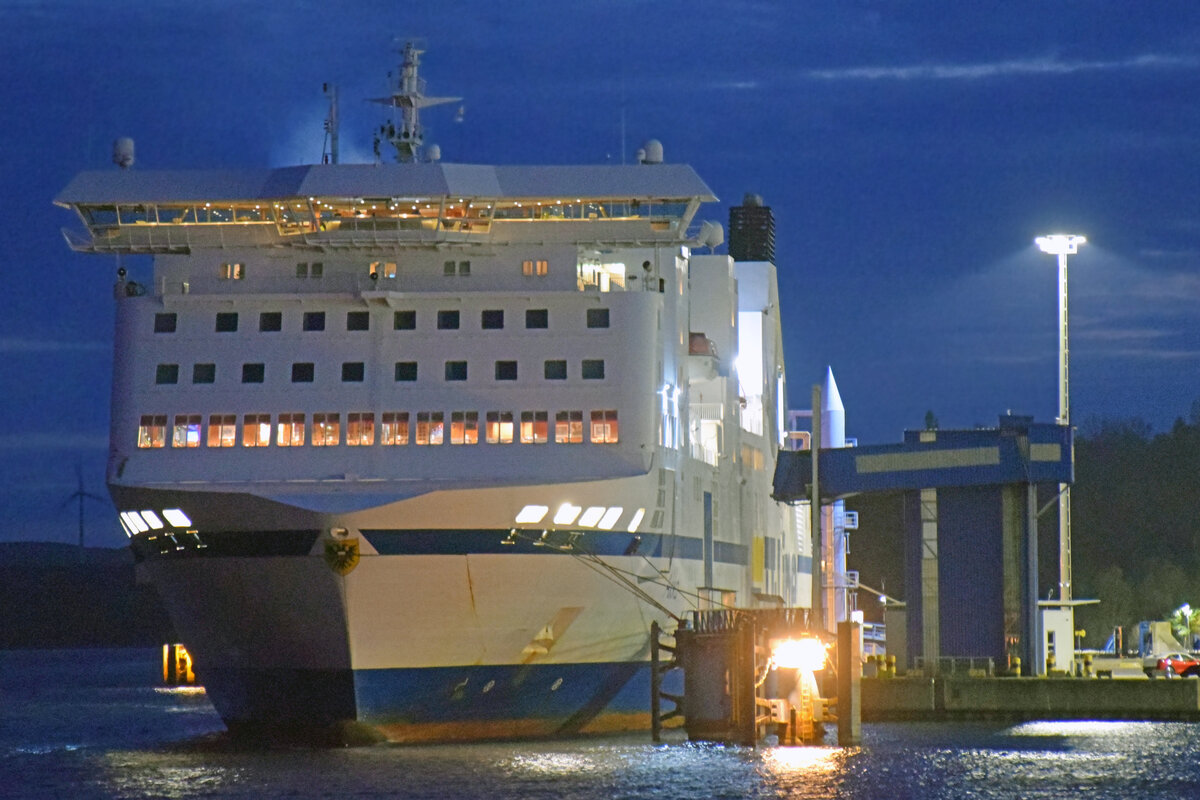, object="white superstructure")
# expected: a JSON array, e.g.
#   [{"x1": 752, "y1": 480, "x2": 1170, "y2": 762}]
[{"x1": 55, "y1": 47, "x2": 806, "y2": 742}]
